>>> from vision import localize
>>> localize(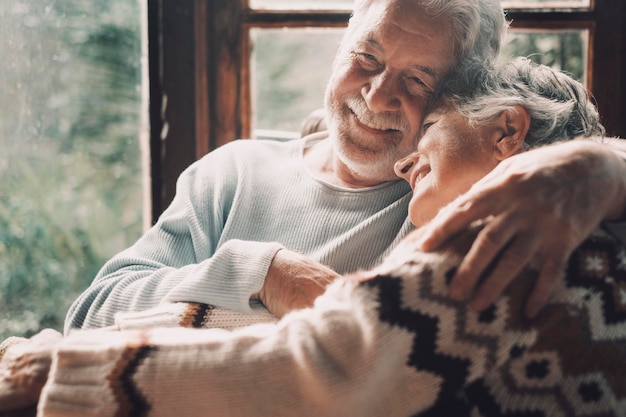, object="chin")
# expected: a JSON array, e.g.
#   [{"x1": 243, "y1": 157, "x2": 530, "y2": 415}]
[
  {"x1": 408, "y1": 195, "x2": 439, "y2": 228},
  {"x1": 335, "y1": 131, "x2": 399, "y2": 181},
  {"x1": 408, "y1": 202, "x2": 427, "y2": 227}
]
